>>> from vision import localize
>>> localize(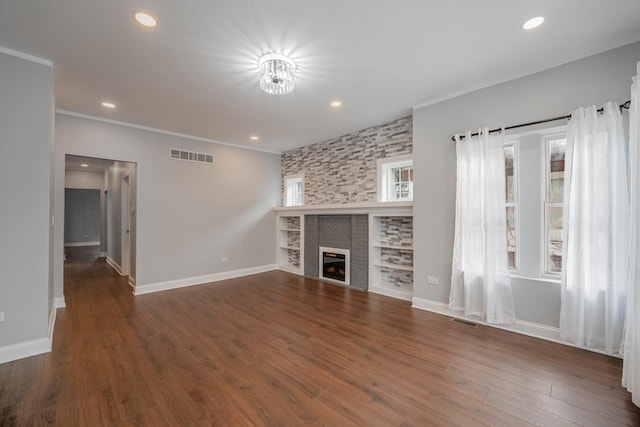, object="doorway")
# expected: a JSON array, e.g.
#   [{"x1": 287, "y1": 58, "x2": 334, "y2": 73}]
[{"x1": 64, "y1": 155, "x2": 137, "y2": 286}]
